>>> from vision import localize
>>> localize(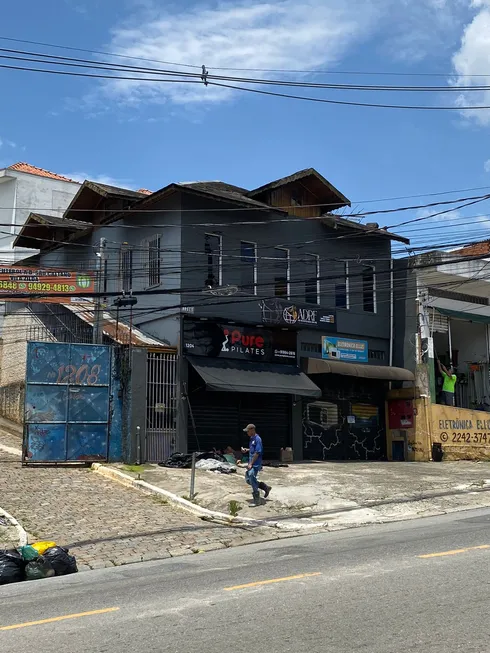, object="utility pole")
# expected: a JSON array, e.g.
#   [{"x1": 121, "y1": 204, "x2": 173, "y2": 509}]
[{"x1": 93, "y1": 237, "x2": 107, "y2": 344}]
